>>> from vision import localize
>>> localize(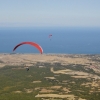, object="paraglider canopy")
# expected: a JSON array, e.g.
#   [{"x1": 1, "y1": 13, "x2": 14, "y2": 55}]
[
  {"x1": 49, "y1": 34, "x2": 52, "y2": 38},
  {"x1": 13, "y1": 41, "x2": 43, "y2": 54},
  {"x1": 49, "y1": 34, "x2": 52, "y2": 41}
]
